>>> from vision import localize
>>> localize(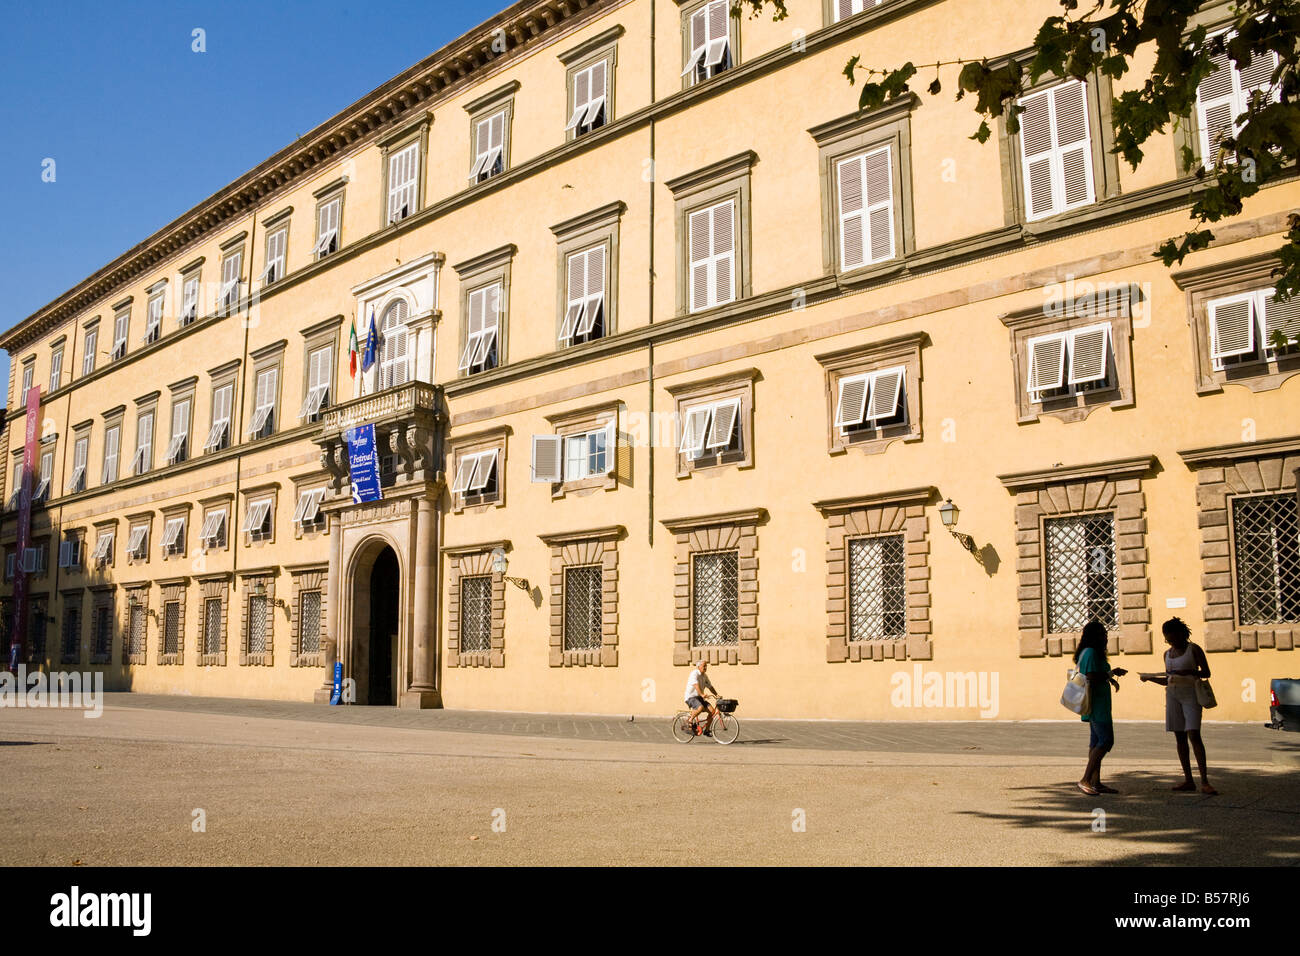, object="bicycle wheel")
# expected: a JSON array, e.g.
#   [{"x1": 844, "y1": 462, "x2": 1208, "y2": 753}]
[
  {"x1": 712, "y1": 713, "x2": 740, "y2": 745},
  {"x1": 671, "y1": 713, "x2": 696, "y2": 743}
]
